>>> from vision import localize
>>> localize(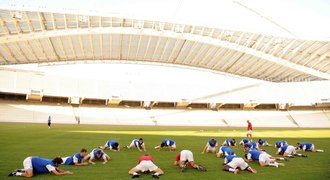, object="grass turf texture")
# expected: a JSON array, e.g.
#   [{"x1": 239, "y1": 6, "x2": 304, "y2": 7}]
[{"x1": 0, "y1": 123, "x2": 329, "y2": 180}]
